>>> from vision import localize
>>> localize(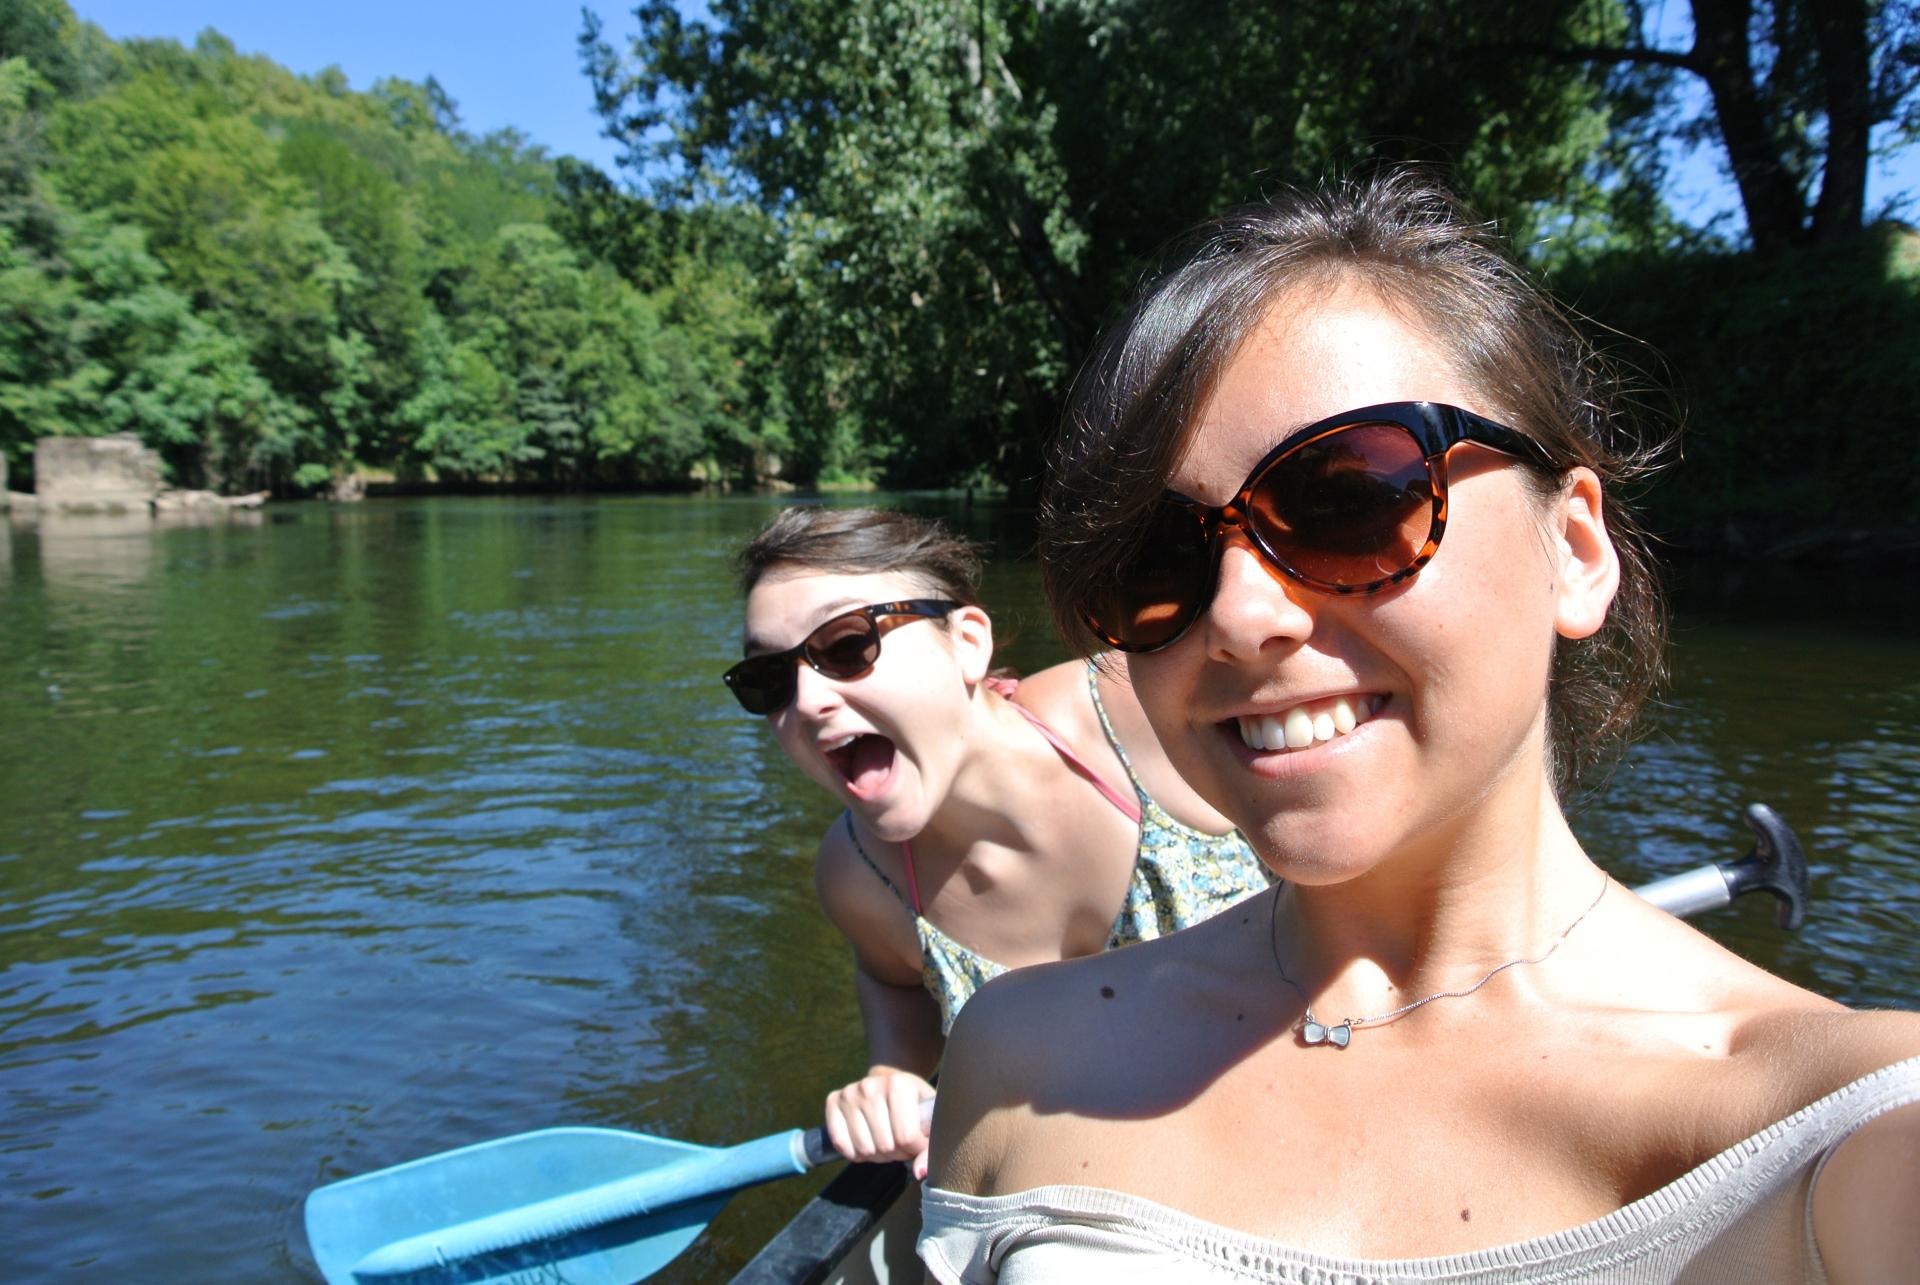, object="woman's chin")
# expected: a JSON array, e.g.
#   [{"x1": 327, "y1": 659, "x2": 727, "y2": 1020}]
[
  {"x1": 857, "y1": 805, "x2": 931, "y2": 847},
  {"x1": 1242, "y1": 817, "x2": 1396, "y2": 887}
]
